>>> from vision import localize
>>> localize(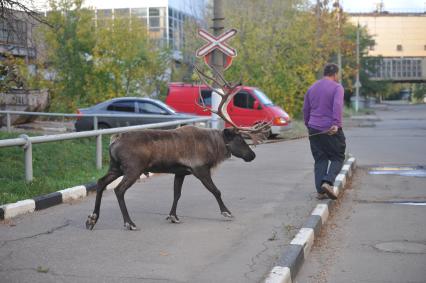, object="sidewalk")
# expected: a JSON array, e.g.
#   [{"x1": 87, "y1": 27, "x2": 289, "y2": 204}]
[{"x1": 296, "y1": 103, "x2": 426, "y2": 282}]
